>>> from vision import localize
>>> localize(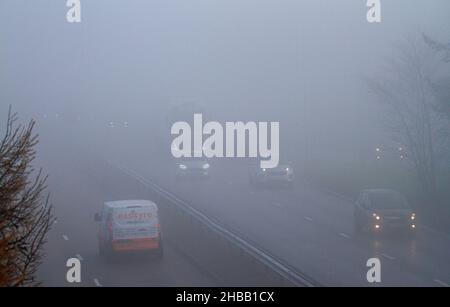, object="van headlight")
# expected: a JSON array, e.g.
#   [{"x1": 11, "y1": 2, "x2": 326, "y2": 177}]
[
  {"x1": 202, "y1": 163, "x2": 210, "y2": 169},
  {"x1": 179, "y1": 164, "x2": 187, "y2": 170}
]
